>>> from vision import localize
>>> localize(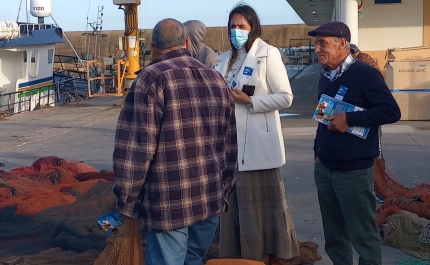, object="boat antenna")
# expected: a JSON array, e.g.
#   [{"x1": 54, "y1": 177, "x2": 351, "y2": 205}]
[
  {"x1": 86, "y1": 0, "x2": 92, "y2": 32},
  {"x1": 26, "y1": 0, "x2": 31, "y2": 23},
  {"x1": 84, "y1": 0, "x2": 92, "y2": 57},
  {"x1": 17, "y1": 0, "x2": 24, "y2": 22},
  {"x1": 147, "y1": 0, "x2": 152, "y2": 36}
]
